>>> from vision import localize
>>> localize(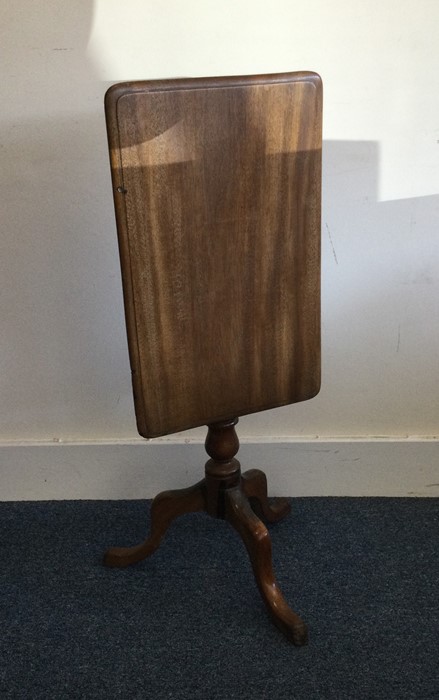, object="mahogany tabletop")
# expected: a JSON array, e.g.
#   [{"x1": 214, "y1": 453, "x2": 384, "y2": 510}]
[{"x1": 105, "y1": 72, "x2": 322, "y2": 437}]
